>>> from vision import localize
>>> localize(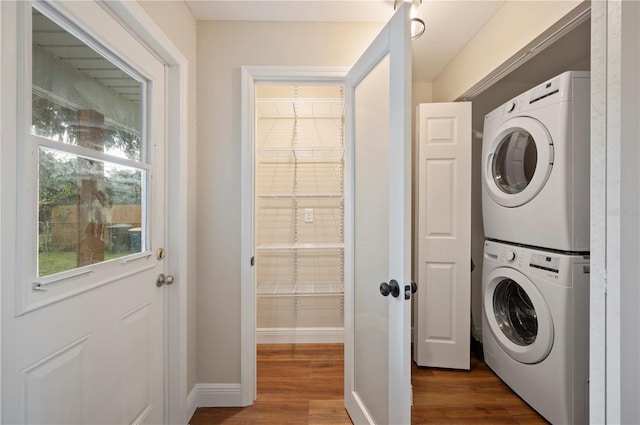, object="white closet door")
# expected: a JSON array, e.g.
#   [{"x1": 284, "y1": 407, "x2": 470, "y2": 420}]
[{"x1": 414, "y1": 102, "x2": 472, "y2": 370}]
